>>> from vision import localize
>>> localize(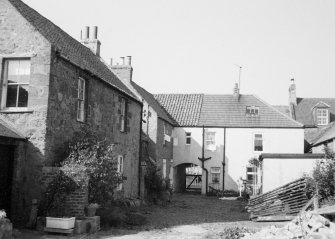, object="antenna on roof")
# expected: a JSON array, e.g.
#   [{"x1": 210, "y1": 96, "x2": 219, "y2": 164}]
[{"x1": 234, "y1": 64, "x2": 242, "y2": 92}]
